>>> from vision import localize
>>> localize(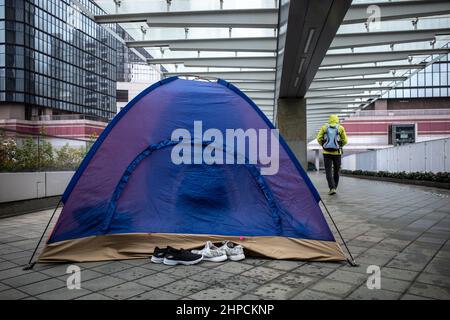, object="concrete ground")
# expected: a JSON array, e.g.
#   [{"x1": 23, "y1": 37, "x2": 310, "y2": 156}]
[{"x1": 0, "y1": 173, "x2": 449, "y2": 300}]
